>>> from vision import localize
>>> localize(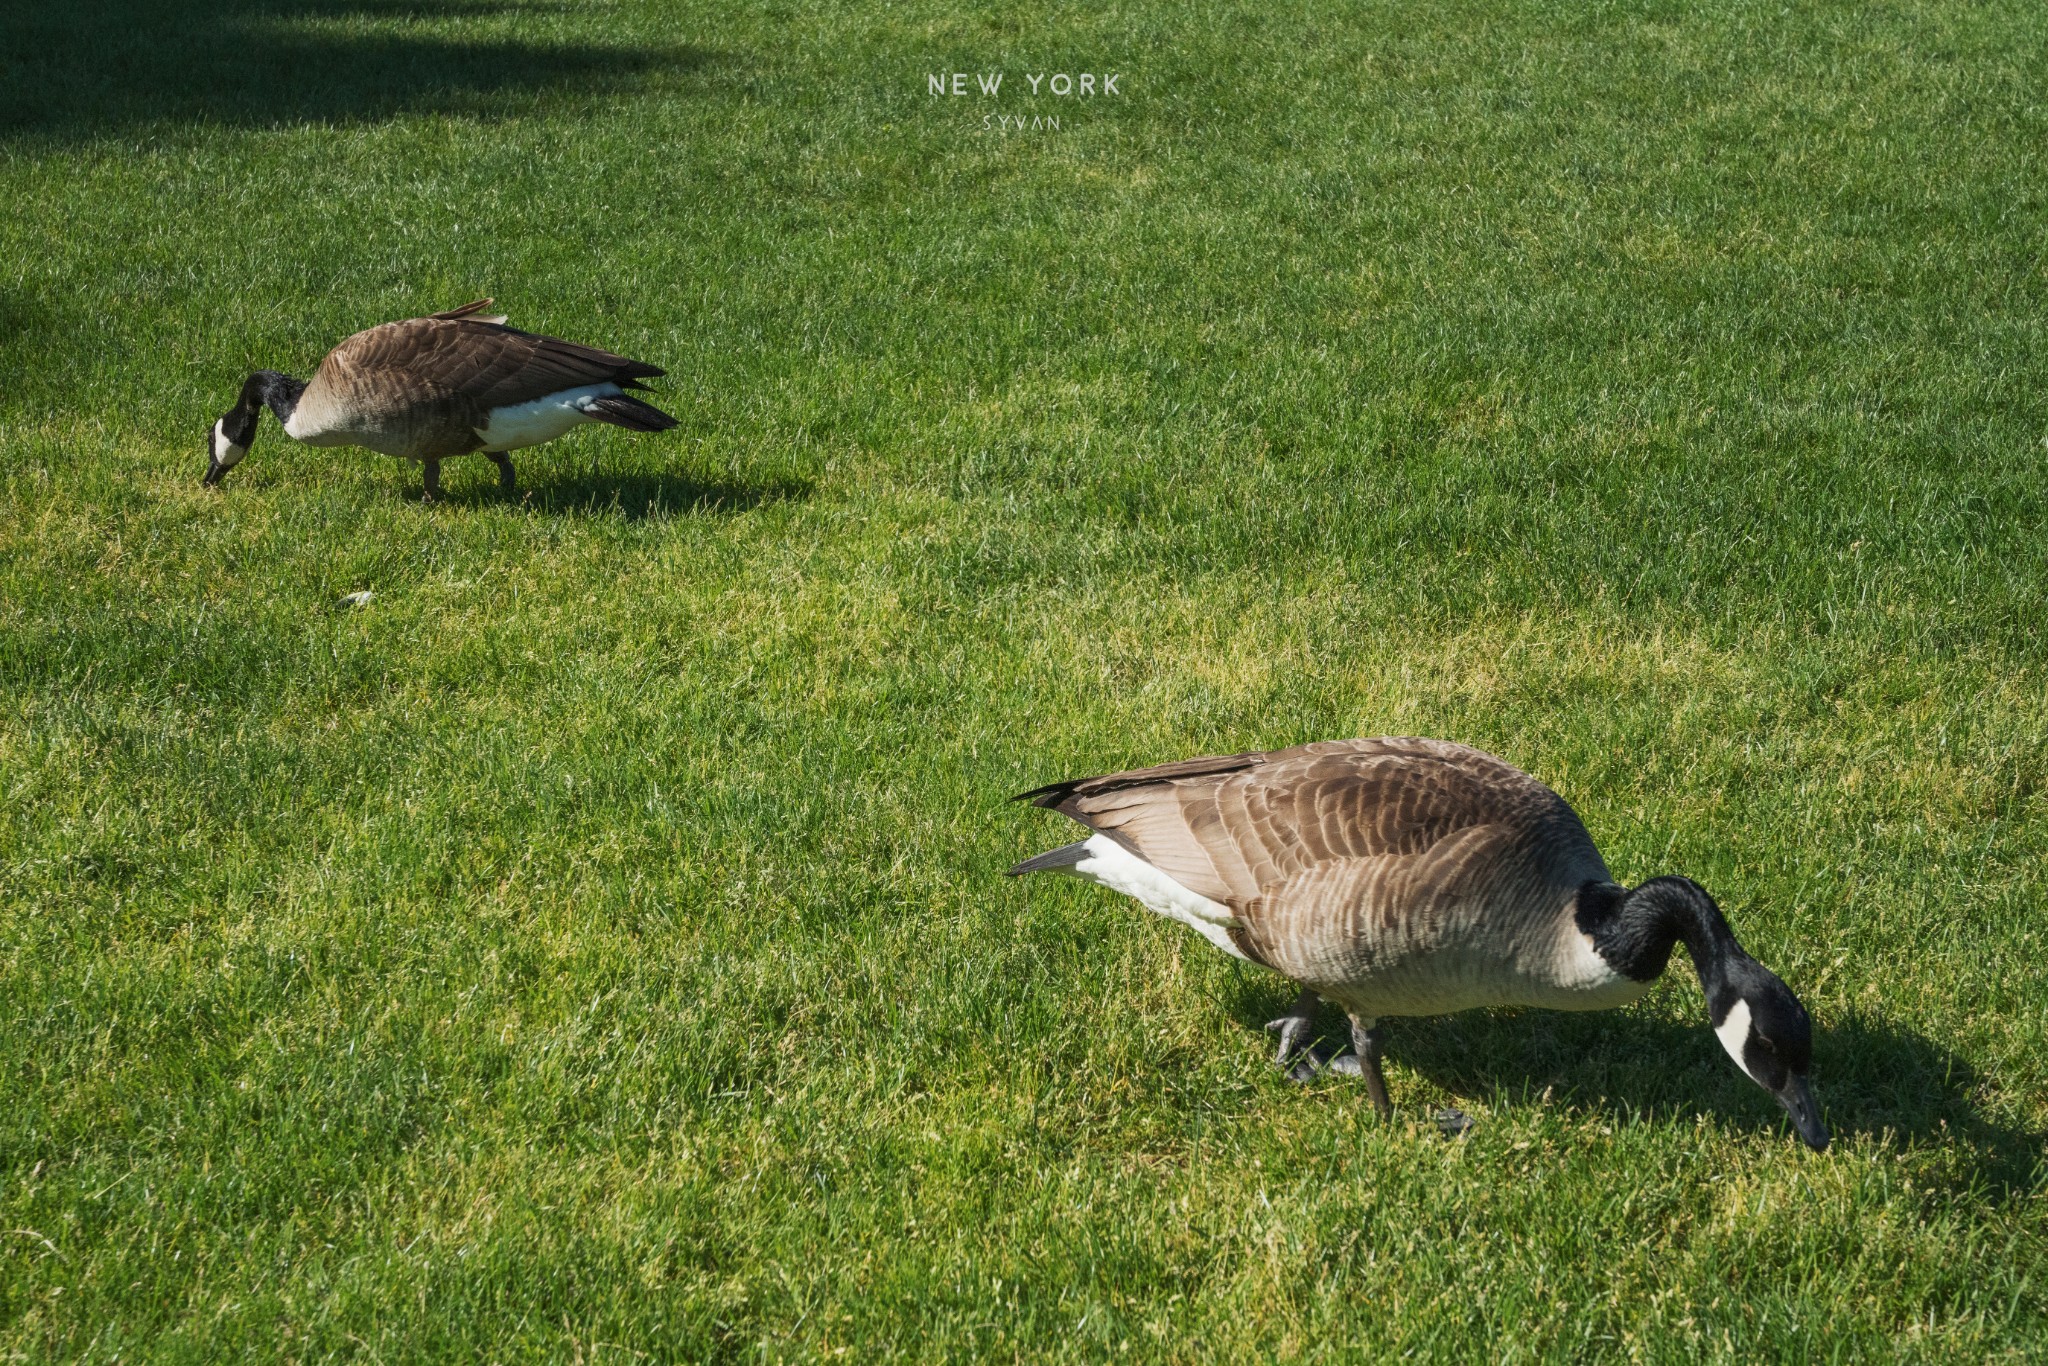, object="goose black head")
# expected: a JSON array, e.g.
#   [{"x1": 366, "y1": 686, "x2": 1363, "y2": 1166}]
[
  {"x1": 1590, "y1": 877, "x2": 1830, "y2": 1152},
  {"x1": 204, "y1": 406, "x2": 257, "y2": 487},
  {"x1": 205, "y1": 371, "x2": 305, "y2": 488},
  {"x1": 1712, "y1": 957, "x2": 1828, "y2": 1152}
]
